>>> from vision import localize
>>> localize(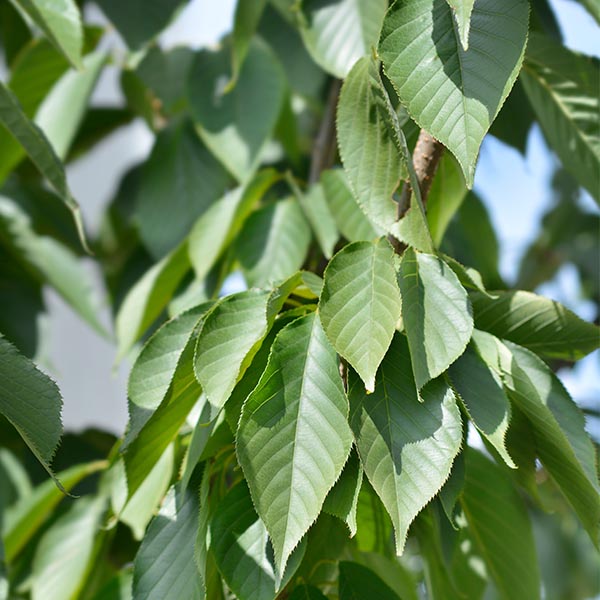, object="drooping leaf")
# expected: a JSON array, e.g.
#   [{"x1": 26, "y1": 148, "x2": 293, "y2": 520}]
[
  {"x1": 189, "y1": 39, "x2": 285, "y2": 182},
  {"x1": 237, "y1": 313, "x2": 353, "y2": 574},
  {"x1": 0, "y1": 335, "x2": 62, "y2": 475},
  {"x1": 319, "y1": 239, "x2": 401, "y2": 392},
  {"x1": 520, "y1": 33, "x2": 600, "y2": 204},
  {"x1": 31, "y1": 497, "x2": 106, "y2": 600},
  {"x1": 474, "y1": 330, "x2": 600, "y2": 546},
  {"x1": 299, "y1": 0, "x2": 388, "y2": 78},
  {"x1": 229, "y1": 0, "x2": 268, "y2": 89},
  {"x1": 133, "y1": 482, "x2": 203, "y2": 600},
  {"x1": 126, "y1": 302, "x2": 212, "y2": 446},
  {"x1": 35, "y1": 51, "x2": 106, "y2": 160},
  {"x1": 426, "y1": 152, "x2": 467, "y2": 246},
  {"x1": 471, "y1": 290, "x2": 600, "y2": 361},
  {"x1": 445, "y1": 0, "x2": 476, "y2": 50},
  {"x1": 235, "y1": 198, "x2": 311, "y2": 287},
  {"x1": 135, "y1": 120, "x2": 231, "y2": 258},
  {"x1": 336, "y1": 57, "x2": 433, "y2": 252},
  {"x1": 0, "y1": 80, "x2": 87, "y2": 249},
  {"x1": 210, "y1": 481, "x2": 306, "y2": 599},
  {"x1": 188, "y1": 169, "x2": 280, "y2": 281},
  {"x1": 338, "y1": 561, "x2": 401, "y2": 600},
  {"x1": 460, "y1": 449, "x2": 541, "y2": 600},
  {"x1": 379, "y1": 0, "x2": 529, "y2": 185},
  {"x1": 96, "y1": 0, "x2": 184, "y2": 48},
  {"x1": 115, "y1": 241, "x2": 191, "y2": 360},
  {"x1": 321, "y1": 169, "x2": 380, "y2": 243},
  {"x1": 3, "y1": 460, "x2": 105, "y2": 562},
  {"x1": 398, "y1": 248, "x2": 473, "y2": 390},
  {"x1": 323, "y1": 449, "x2": 363, "y2": 536},
  {"x1": 0, "y1": 196, "x2": 105, "y2": 335},
  {"x1": 349, "y1": 334, "x2": 463, "y2": 554},
  {"x1": 13, "y1": 0, "x2": 83, "y2": 68},
  {"x1": 448, "y1": 346, "x2": 515, "y2": 467}
]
